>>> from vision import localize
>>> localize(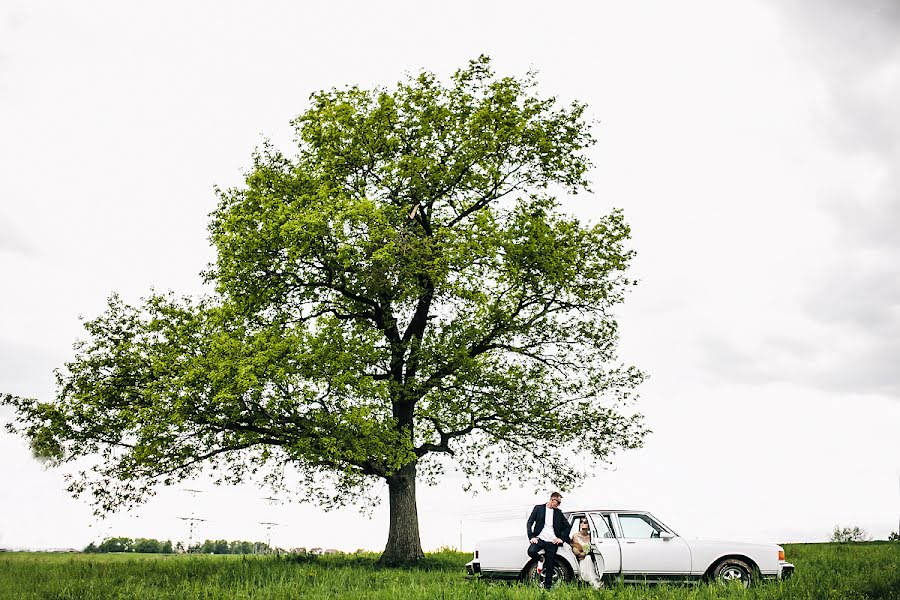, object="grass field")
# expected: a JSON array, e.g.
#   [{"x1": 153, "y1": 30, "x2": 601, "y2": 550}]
[{"x1": 1, "y1": 542, "x2": 898, "y2": 599}]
